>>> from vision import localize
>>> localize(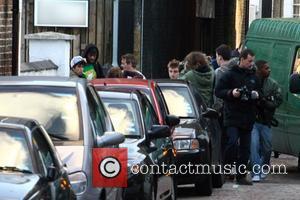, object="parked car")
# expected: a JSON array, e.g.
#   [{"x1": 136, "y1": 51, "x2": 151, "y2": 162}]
[
  {"x1": 98, "y1": 88, "x2": 176, "y2": 200},
  {"x1": 0, "y1": 76, "x2": 125, "y2": 200},
  {"x1": 91, "y1": 78, "x2": 180, "y2": 128},
  {"x1": 157, "y1": 79, "x2": 223, "y2": 195},
  {"x1": 0, "y1": 116, "x2": 75, "y2": 199}
]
